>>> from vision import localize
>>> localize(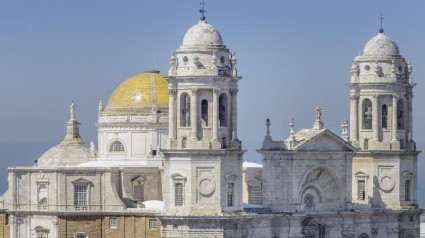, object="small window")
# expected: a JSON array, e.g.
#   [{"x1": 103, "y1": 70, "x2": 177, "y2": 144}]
[
  {"x1": 110, "y1": 141, "x2": 125, "y2": 152},
  {"x1": 175, "y1": 183, "x2": 183, "y2": 206},
  {"x1": 398, "y1": 65, "x2": 403, "y2": 72},
  {"x1": 74, "y1": 185, "x2": 88, "y2": 210},
  {"x1": 227, "y1": 183, "x2": 234, "y2": 206},
  {"x1": 359, "y1": 234, "x2": 369, "y2": 238},
  {"x1": 397, "y1": 99, "x2": 405, "y2": 129},
  {"x1": 173, "y1": 224, "x2": 178, "y2": 229},
  {"x1": 405, "y1": 179, "x2": 411, "y2": 201},
  {"x1": 358, "y1": 180, "x2": 366, "y2": 201},
  {"x1": 201, "y1": 99, "x2": 208, "y2": 126},
  {"x1": 248, "y1": 185, "x2": 262, "y2": 205},
  {"x1": 134, "y1": 184, "x2": 144, "y2": 201},
  {"x1": 183, "y1": 56, "x2": 188, "y2": 63},
  {"x1": 382, "y1": 105, "x2": 388, "y2": 129},
  {"x1": 152, "y1": 150, "x2": 157, "y2": 156},
  {"x1": 76, "y1": 234, "x2": 87, "y2": 238},
  {"x1": 149, "y1": 219, "x2": 157, "y2": 230},
  {"x1": 181, "y1": 137, "x2": 187, "y2": 149},
  {"x1": 222, "y1": 137, "x2": 227, "y2": 149},
  {"x1": 5, "y1": 214, "x2": 9, "y2": 225},
  {"x1": 110, "y1": 217, "x2": 117, "y2": 229},
  {"x1": 220, "y1": 56, "x2": 225, "y2": 64}
]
